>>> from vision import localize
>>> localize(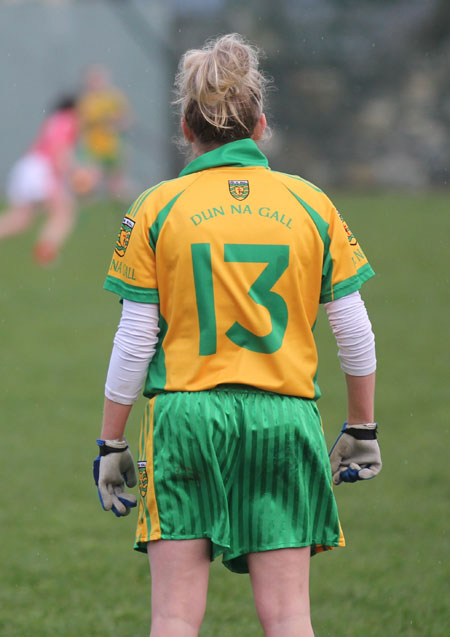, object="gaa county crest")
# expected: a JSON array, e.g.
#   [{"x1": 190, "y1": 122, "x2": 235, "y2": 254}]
[
  {"x1": 115, "y1": 216, "x2": 135, "y2": 257},
  {"x1": 336, "y1": 210, "x2": 358, "y2": 246},
  {"x1": 138, "y1": 461, "x2": 148, "y2": 498},
  {"x1": 228, "y1": 180, "x2": 249, "y2": 201}
]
